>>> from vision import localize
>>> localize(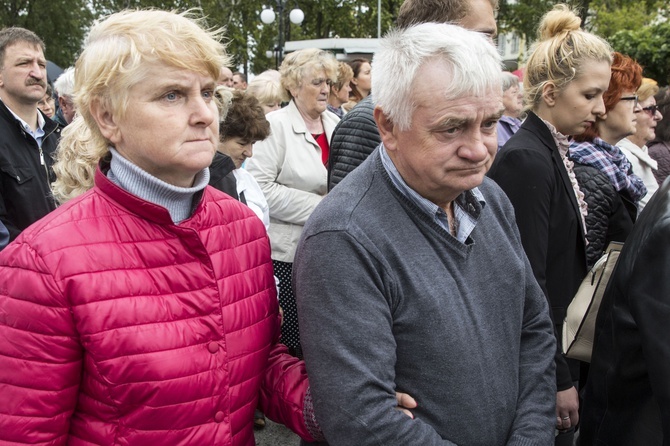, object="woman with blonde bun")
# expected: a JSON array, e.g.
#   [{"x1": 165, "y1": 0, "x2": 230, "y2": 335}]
[{"x1": 487, "y1": 5, "x2": 613, "y2": 445}]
